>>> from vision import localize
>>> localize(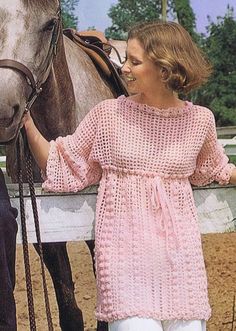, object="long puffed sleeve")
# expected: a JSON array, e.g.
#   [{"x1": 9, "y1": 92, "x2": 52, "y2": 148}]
[
  {"x1": 189, "y1": 112, "x2": 235, "y2": 186},
  {"x1": 42, "y1": 105, "x2": 102, "y2": 192}
]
